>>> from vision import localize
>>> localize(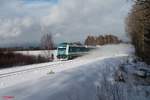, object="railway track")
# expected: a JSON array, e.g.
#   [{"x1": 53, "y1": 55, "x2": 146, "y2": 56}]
[{"x1": 0, "y1": 61, "x2": 69, "y2": 78}]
